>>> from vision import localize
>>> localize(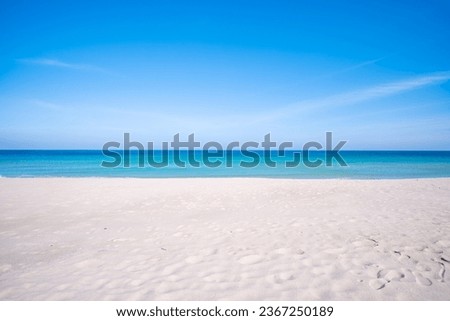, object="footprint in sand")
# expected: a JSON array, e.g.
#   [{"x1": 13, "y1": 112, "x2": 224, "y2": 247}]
[
  {"x1": 238, "y1": 255, "x2": 263, "y2": 265},
  {"x1": 266, "y1": 272, "x2": 295, "y2": 284},
  {"x1": 369, "y1": 279, "x2": 387, "y2": 290},
  {"x1": 369, "y1": 268, "x2": 406, "y2": 290},
  {"x1": 433, "y1": 260, "x2": 446, "y2": 283},
  {"x1": 384, "y1": 270, "x2": 405, "y2": 282},
  {"x1": 412, "y1": 271, "x2": 432, "y2": 286}
]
